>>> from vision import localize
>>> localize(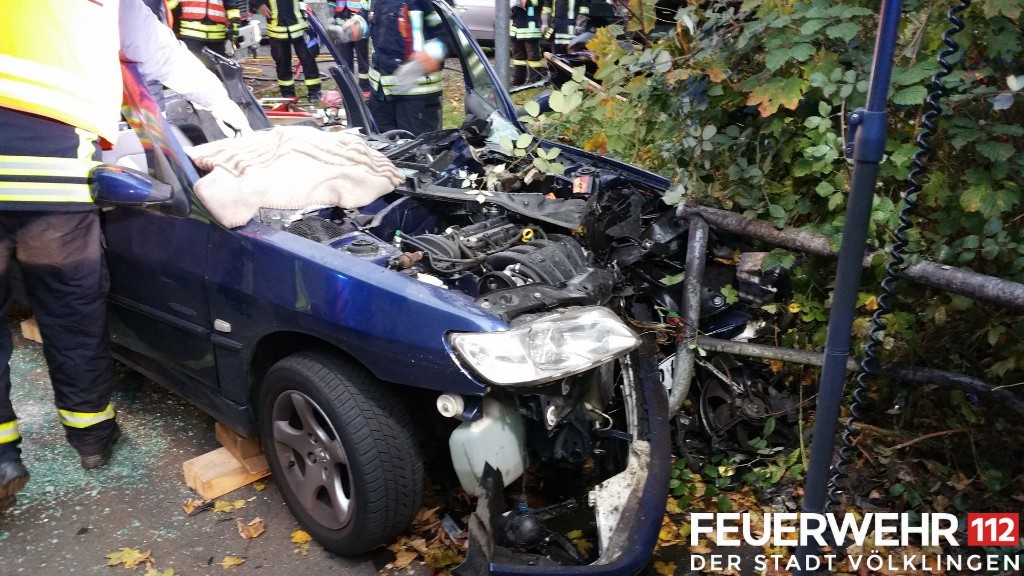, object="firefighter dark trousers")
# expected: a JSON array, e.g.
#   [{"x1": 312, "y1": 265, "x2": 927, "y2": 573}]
[
  {"x1": 181, "y1": 37, "x2": 228, "y2": 58},
  {"x1": 339, "y1": 38, "x2": 370, "y2": 92},
  {"x1": 271, "y1": 37, "x2": 322, "y2": 99},
  {"x1": 368, "y1": 91, "x2": 442, "y2": 136},
  {"x1": 0, "y1": 211, "x2": 116, "y2": 462},
  {"x1": 511, "y1": 38, "x2": 542, "y2": 85}
]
